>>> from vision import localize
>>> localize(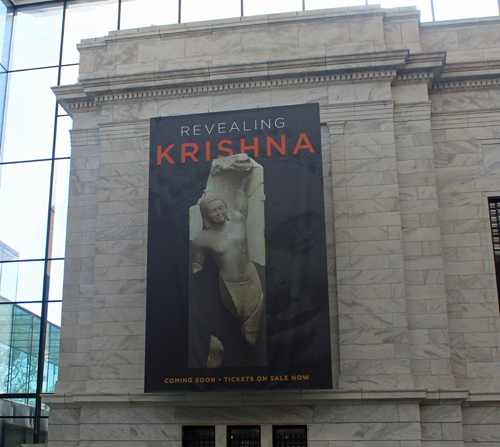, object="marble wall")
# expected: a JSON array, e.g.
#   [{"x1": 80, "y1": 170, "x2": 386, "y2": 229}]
[{"x1": 47, "y1": 5, "x2": 500, "y2": 446}]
